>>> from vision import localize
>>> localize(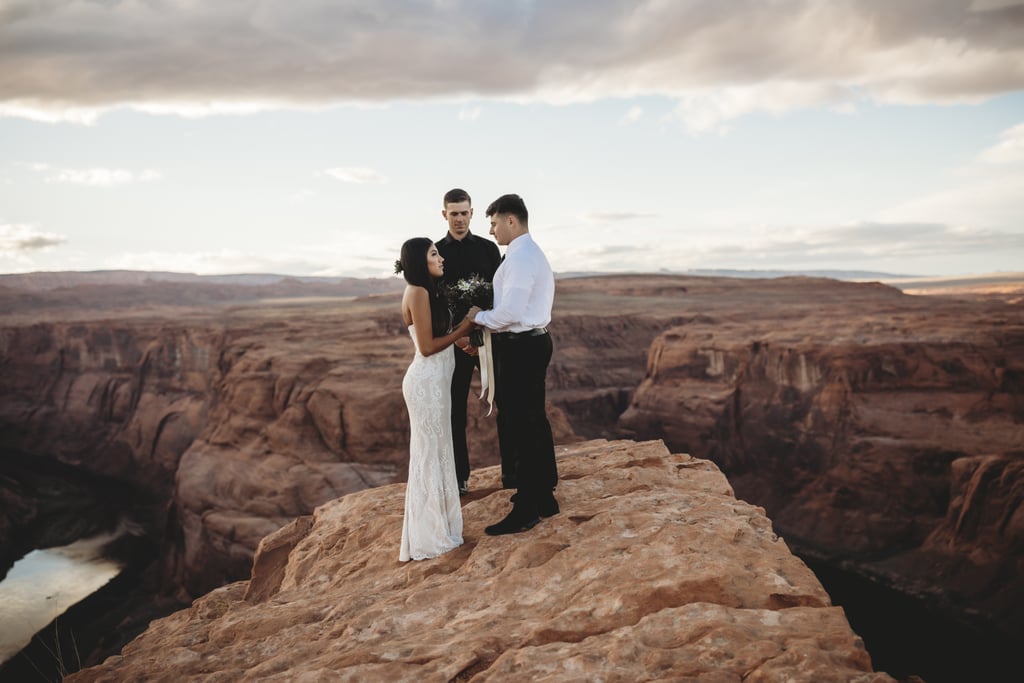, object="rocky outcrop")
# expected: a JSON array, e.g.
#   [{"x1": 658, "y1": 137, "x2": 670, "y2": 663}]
[
  {"x1": 617, "y1": 275, "x2": 1024, "y2": 640},
  {"x1": 67, "y1": 440, "x2": 898, "y2": 683},
  {"x1": 0, "y1": 321, "x2": 215, "y2": 491},
  {"x1": 0, "y1": 320, "x2": 218, "y2": 578},
  {"x1": 546, "y1": 312, "x2": 689, "y2": 438},
  {"x1": 0, "y1": 297, "x2": 577, "y2": 595},
  {"x1": 4, "y1": 272, "x2": 1022, "y2": 664}
]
